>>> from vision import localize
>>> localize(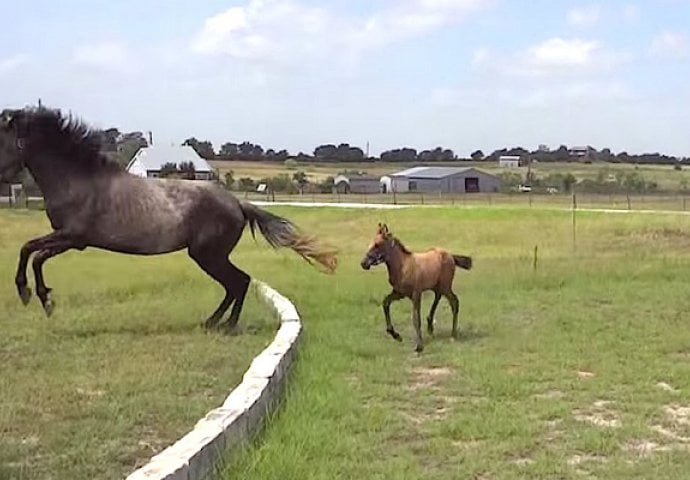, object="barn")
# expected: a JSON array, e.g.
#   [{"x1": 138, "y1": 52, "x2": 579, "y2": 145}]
[
  {"x1": 126, "y1": 145, "x2": 214, "y2": 180},
  {"x1": 333, "y1": 174, "x2": 382, "y2": 194},
  {"x1": 384, "y1": 166, "x2": 499, "y2": 194}
]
